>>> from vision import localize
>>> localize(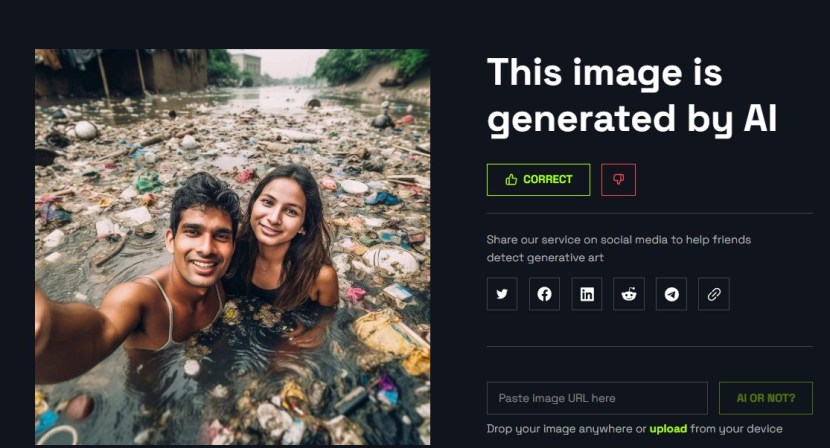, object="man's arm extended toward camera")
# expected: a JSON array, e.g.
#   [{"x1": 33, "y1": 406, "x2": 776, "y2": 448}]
[{"x1": 35, "y1": 283, "x2": 144, "y2": 384}]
